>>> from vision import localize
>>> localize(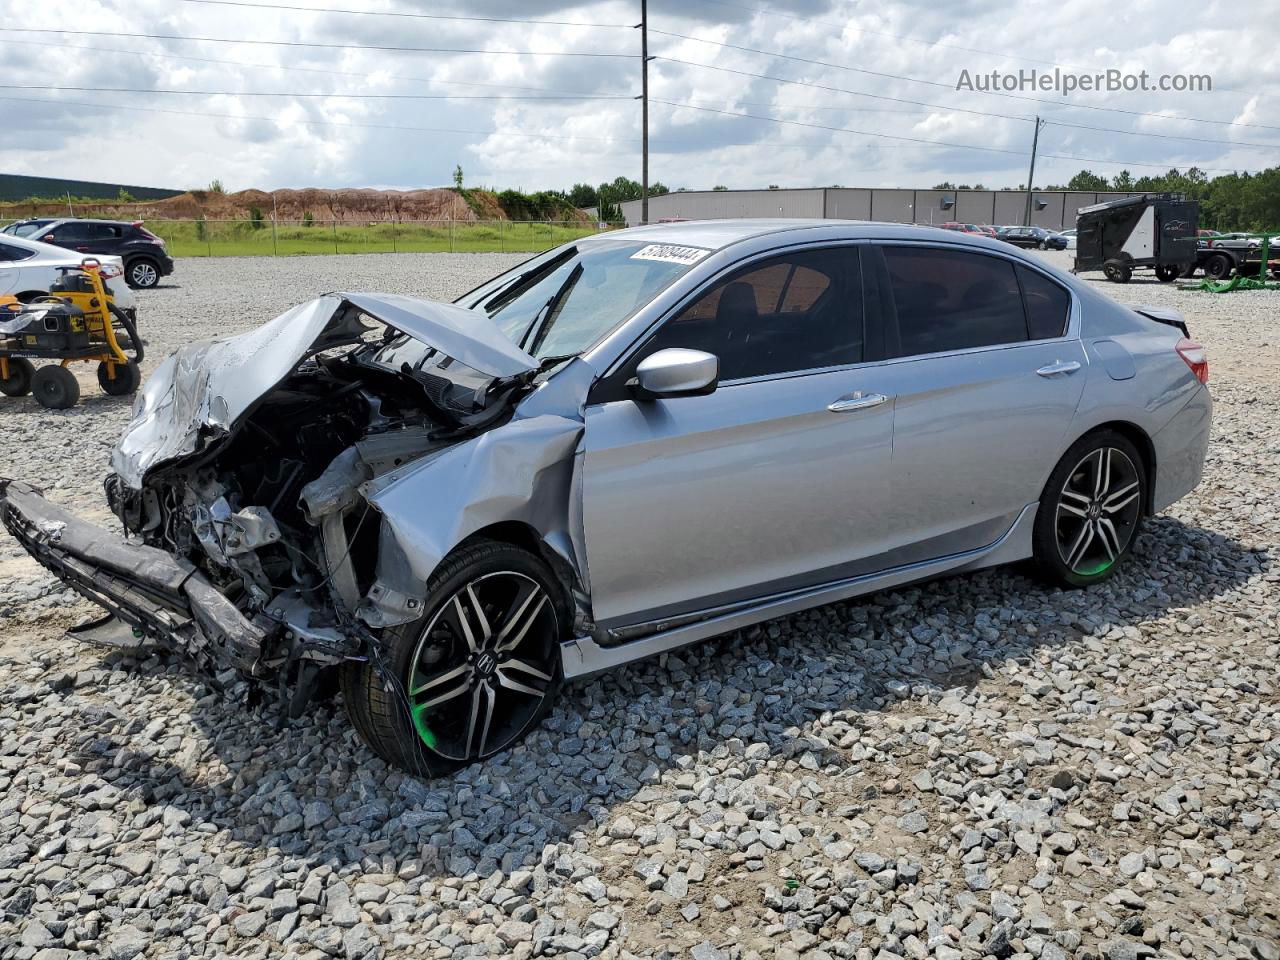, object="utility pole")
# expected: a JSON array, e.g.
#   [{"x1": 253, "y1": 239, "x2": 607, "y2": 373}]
[
  {"x1": 1023, "y1": 116, "x2": 1045, "y2": 226},
  {"x1": 639, "y1": 0, "x2": 650, "y2": 225}
]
